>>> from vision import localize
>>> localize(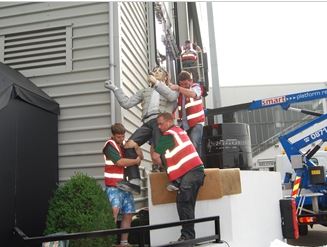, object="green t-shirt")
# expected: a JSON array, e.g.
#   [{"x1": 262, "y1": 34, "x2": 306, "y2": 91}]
[
  {"x1": 155, "y1": 135, "x2": 174, "y2": 154},
  {"x1": 155, "y1": 134, "x2": 205, "y2": 171},
  {"x1": 103, "y1": 143, "x2": 121, "y2": 163}
]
